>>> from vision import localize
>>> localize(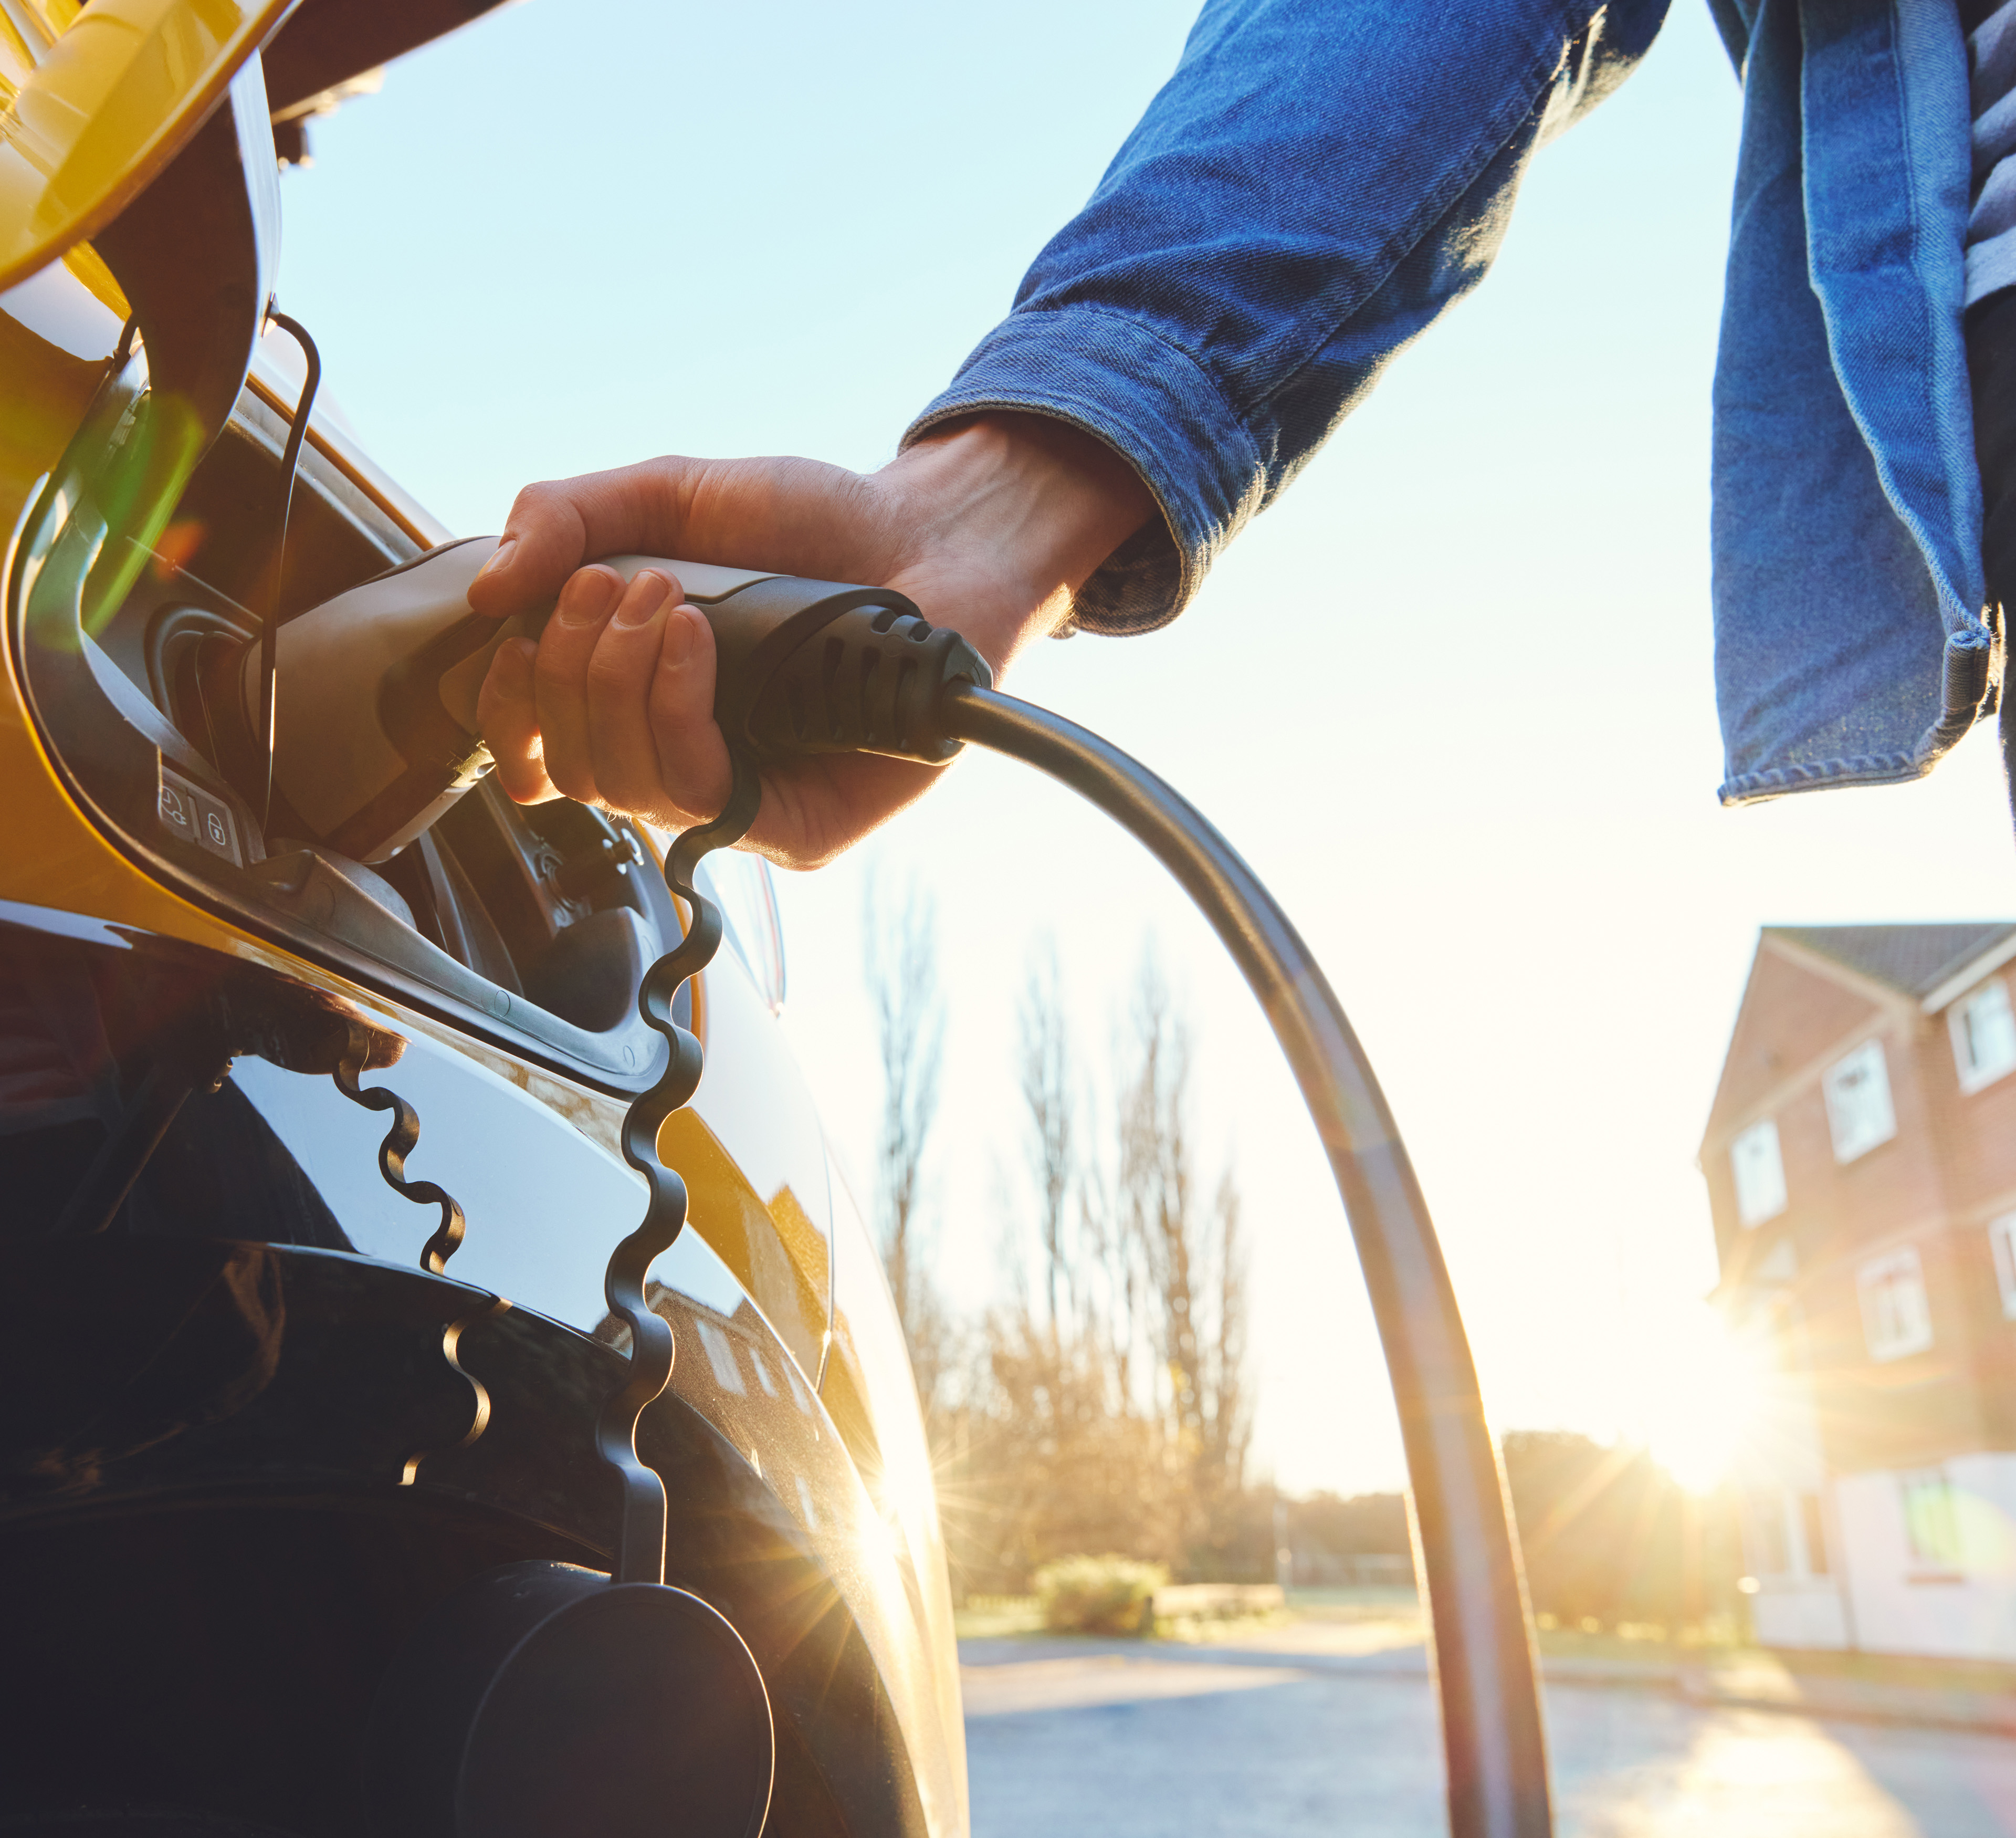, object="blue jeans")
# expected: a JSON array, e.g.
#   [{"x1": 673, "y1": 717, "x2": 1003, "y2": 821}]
[{"x1": 906, "y1": 0, "x2": 1994, "y2": 806}]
